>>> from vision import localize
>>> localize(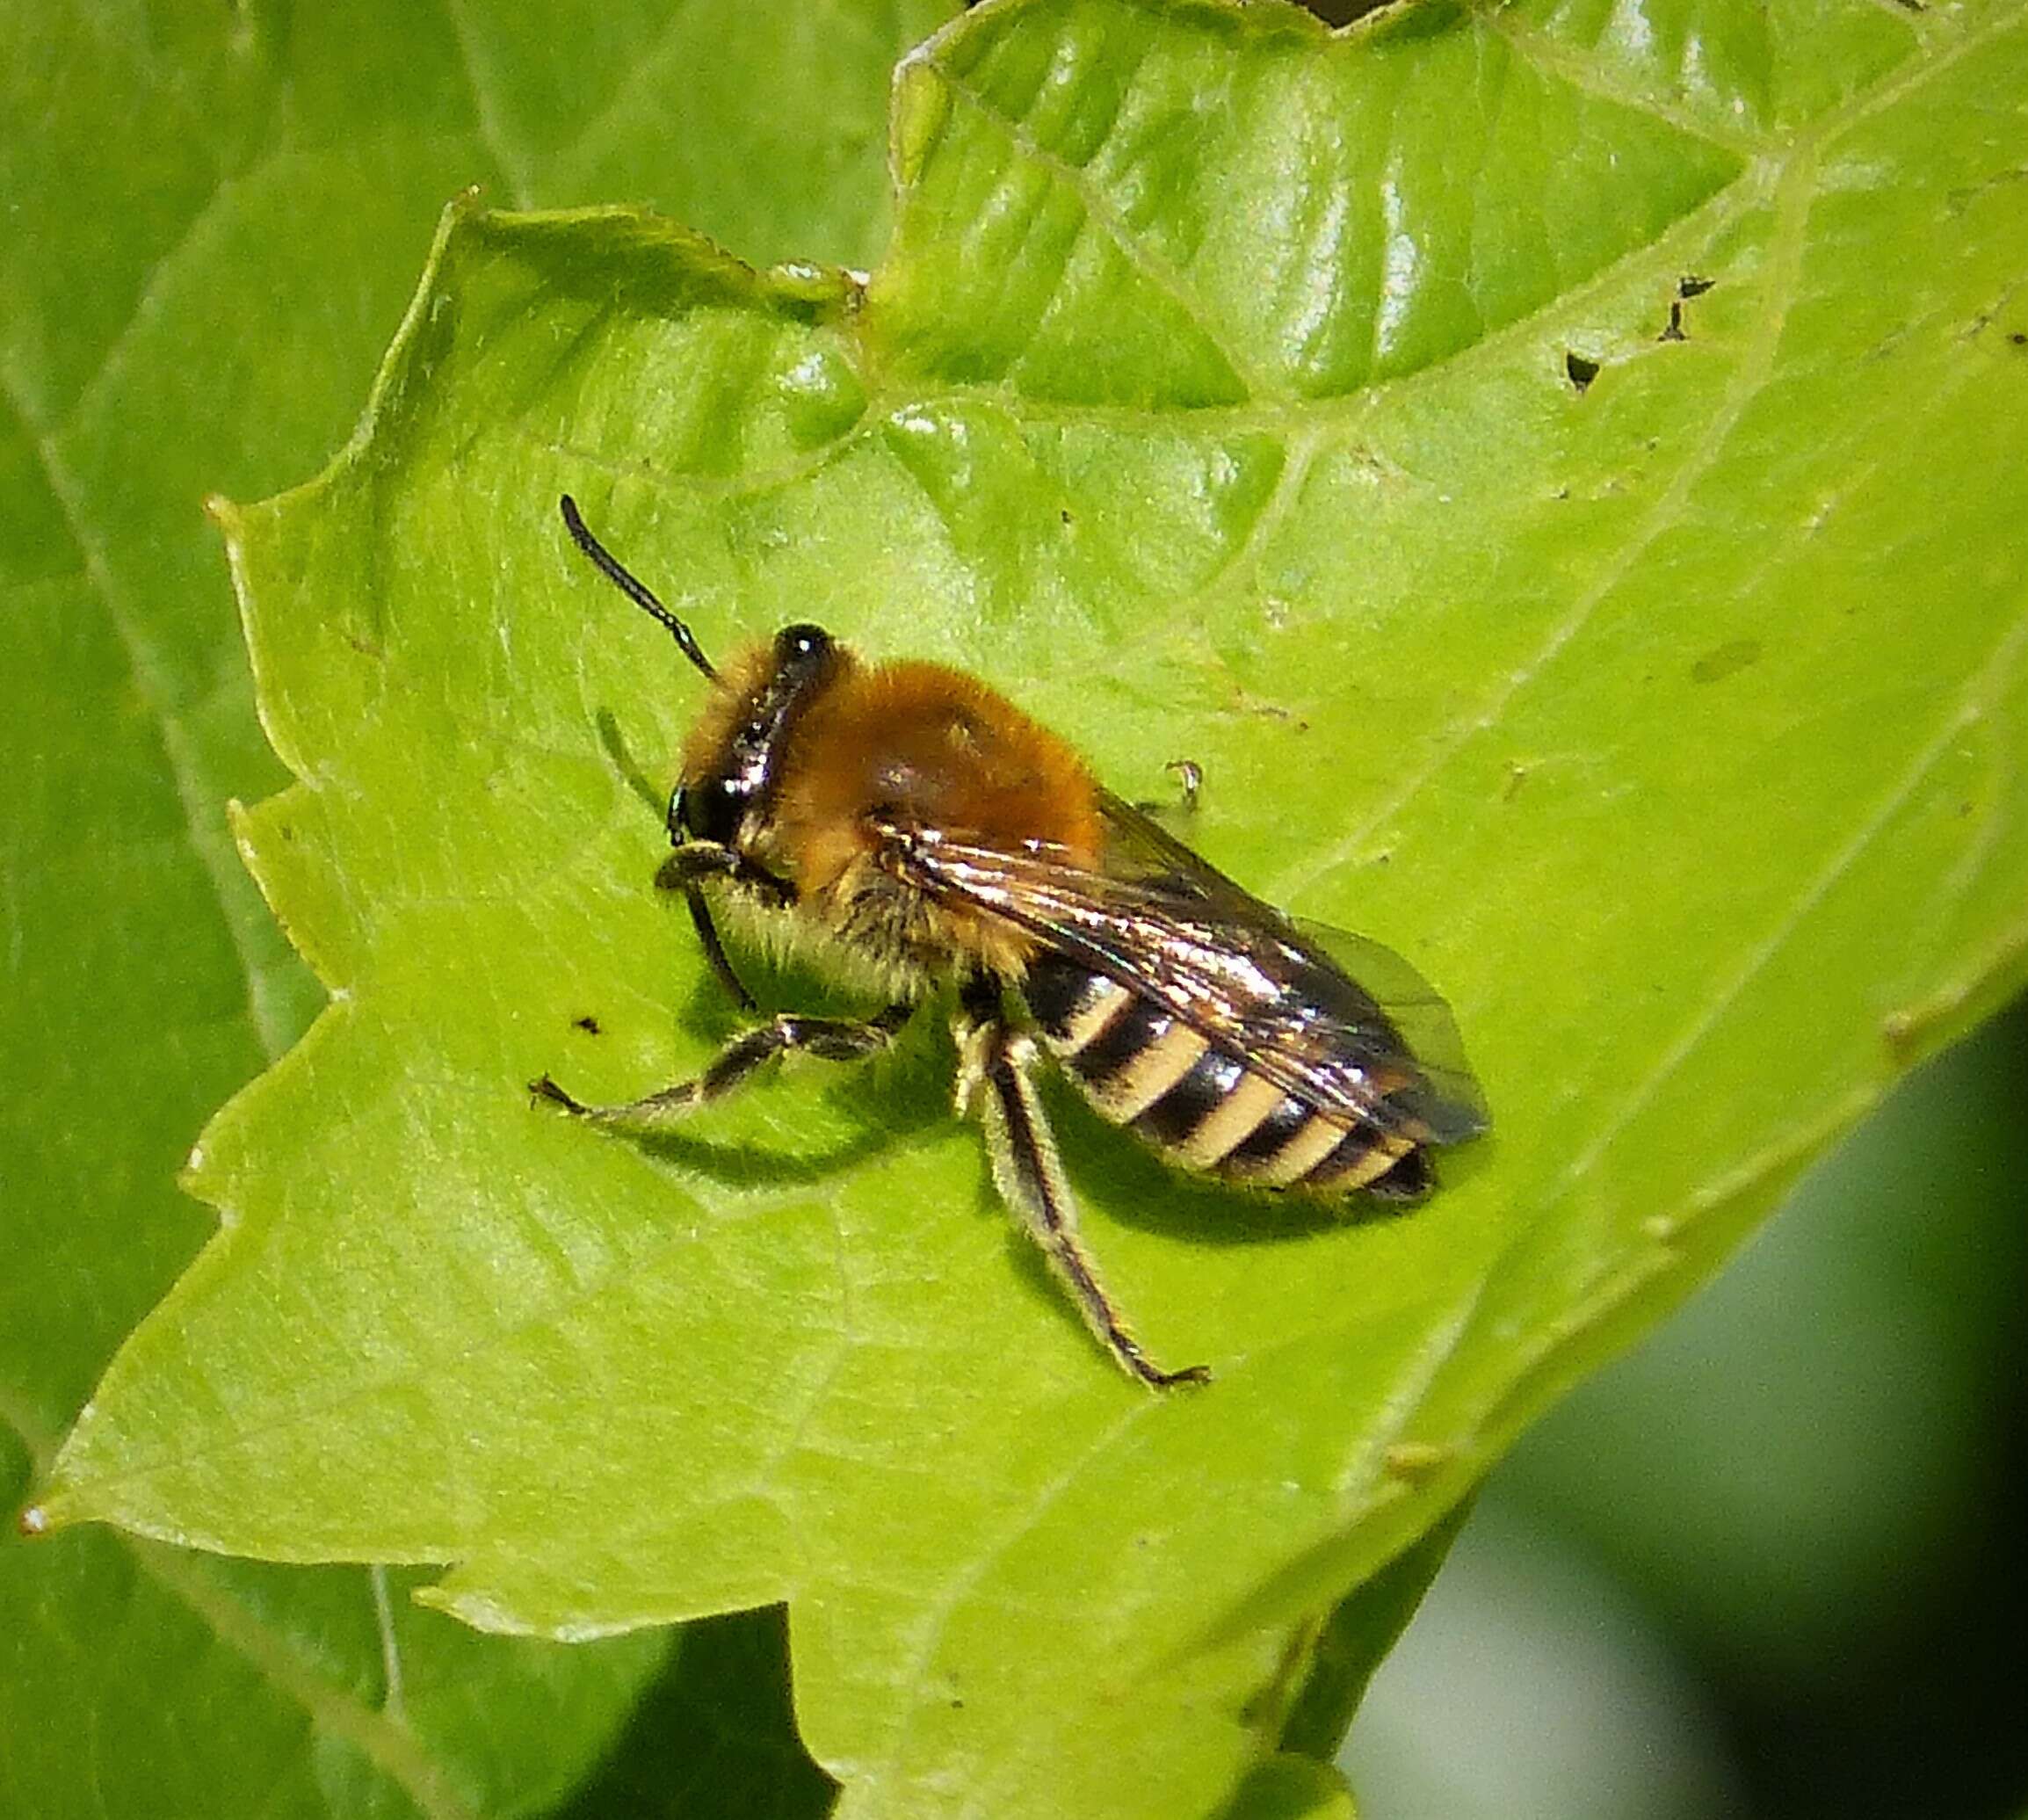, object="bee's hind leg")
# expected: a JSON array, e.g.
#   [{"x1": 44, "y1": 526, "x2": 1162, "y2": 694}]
[
  {"x1": 956, "y1": 987, "x2": 1210, "y2": 1390},
  {"x1": 532, "y1": 1002, "x2": 913, "y2": 1130}
]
